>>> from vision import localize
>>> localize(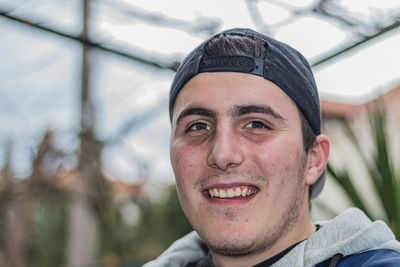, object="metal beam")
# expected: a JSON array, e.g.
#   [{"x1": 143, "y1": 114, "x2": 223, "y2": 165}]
[
  {"x1": 0, "y1": 10, "x2": 178, "y2": 72},
  {"x1": 1, "y1": 9, "x2": 399, "y2": 70},
  {"x1": 311, "y1": 19, "x2": 400, "y2": 67}
]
